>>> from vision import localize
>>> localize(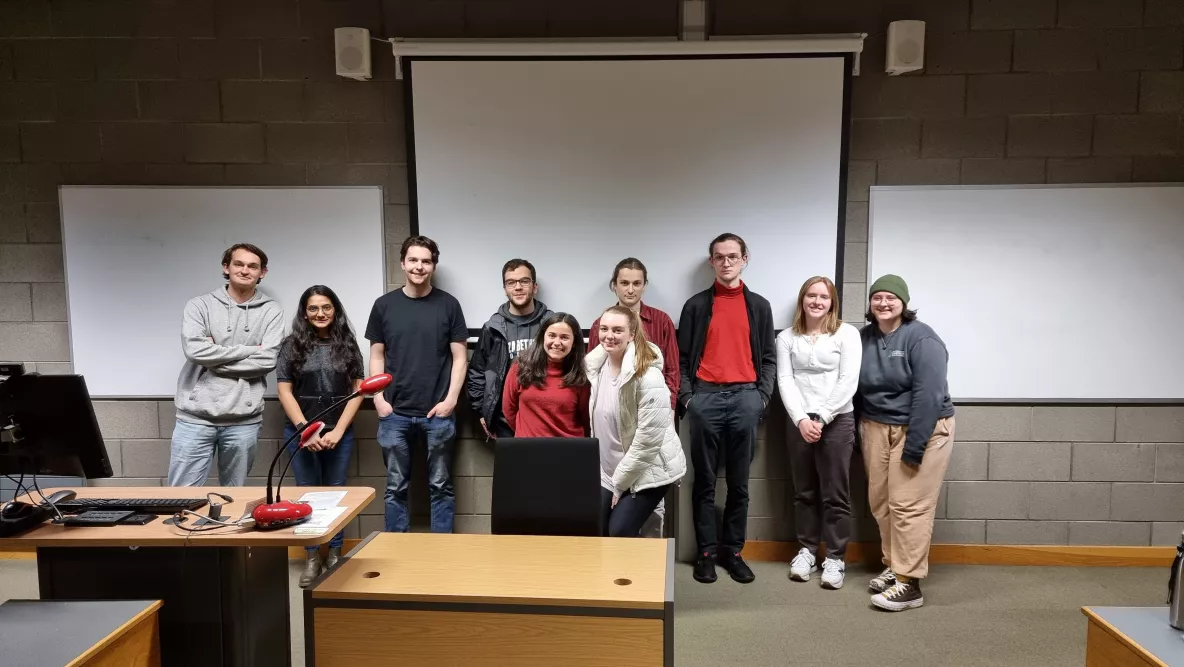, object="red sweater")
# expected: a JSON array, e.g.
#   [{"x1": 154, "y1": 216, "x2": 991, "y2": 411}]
[
  {"x1": 696, "y1": 281, "x2": 756, "y2": 384},
  {"x1": 501, "y1": 360, "x2": 591, "y2": 438},
  {"x1": 588, "y1": 302, "x2": 679, "y2": 409}
]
